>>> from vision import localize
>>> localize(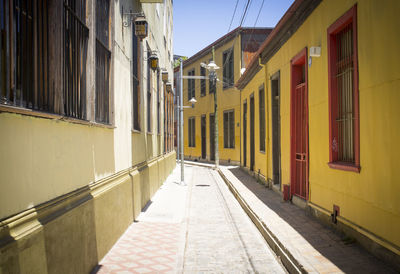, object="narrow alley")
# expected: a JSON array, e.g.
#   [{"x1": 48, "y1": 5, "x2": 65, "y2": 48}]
[{"x1": 93, "y1": 164, "x2": 286, "y2": 273}]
